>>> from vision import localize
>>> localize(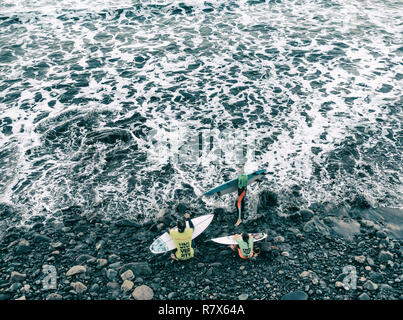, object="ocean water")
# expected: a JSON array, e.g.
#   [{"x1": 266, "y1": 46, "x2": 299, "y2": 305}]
[{"x1": 0, "y1": 0, "x2": 402, "y2": 227}]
